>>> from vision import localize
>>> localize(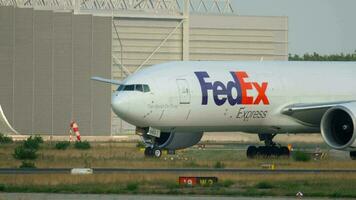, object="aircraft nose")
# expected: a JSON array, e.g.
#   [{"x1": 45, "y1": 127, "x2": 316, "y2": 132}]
[{"x1": 111, "y1": 93, "x2": 130, "y2": 117}]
